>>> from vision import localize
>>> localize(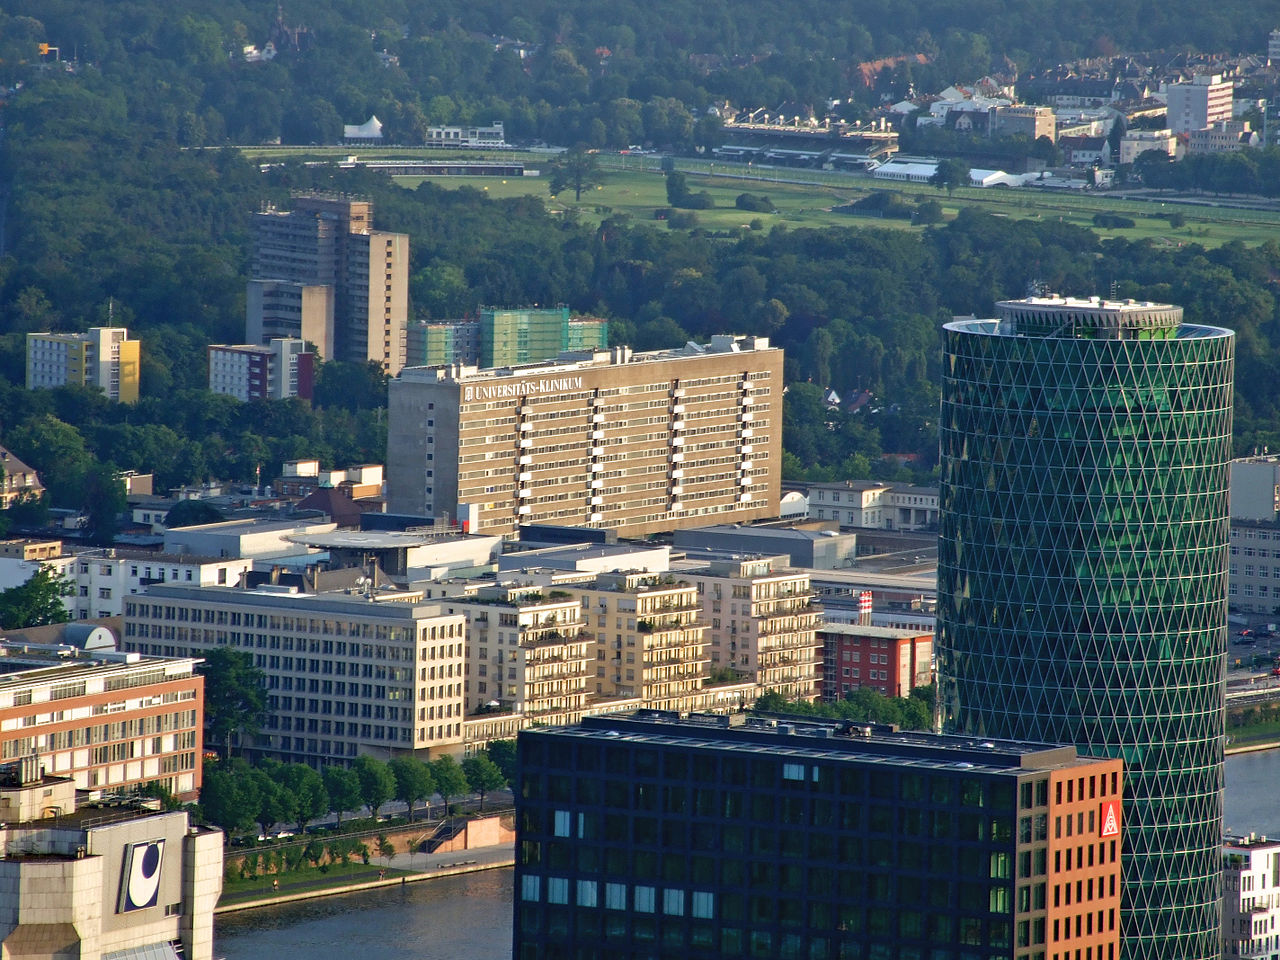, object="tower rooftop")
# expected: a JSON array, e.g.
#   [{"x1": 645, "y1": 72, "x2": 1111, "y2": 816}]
[{"x1": 992, "y1": 295, "x2": 1183, "y2": 339}]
